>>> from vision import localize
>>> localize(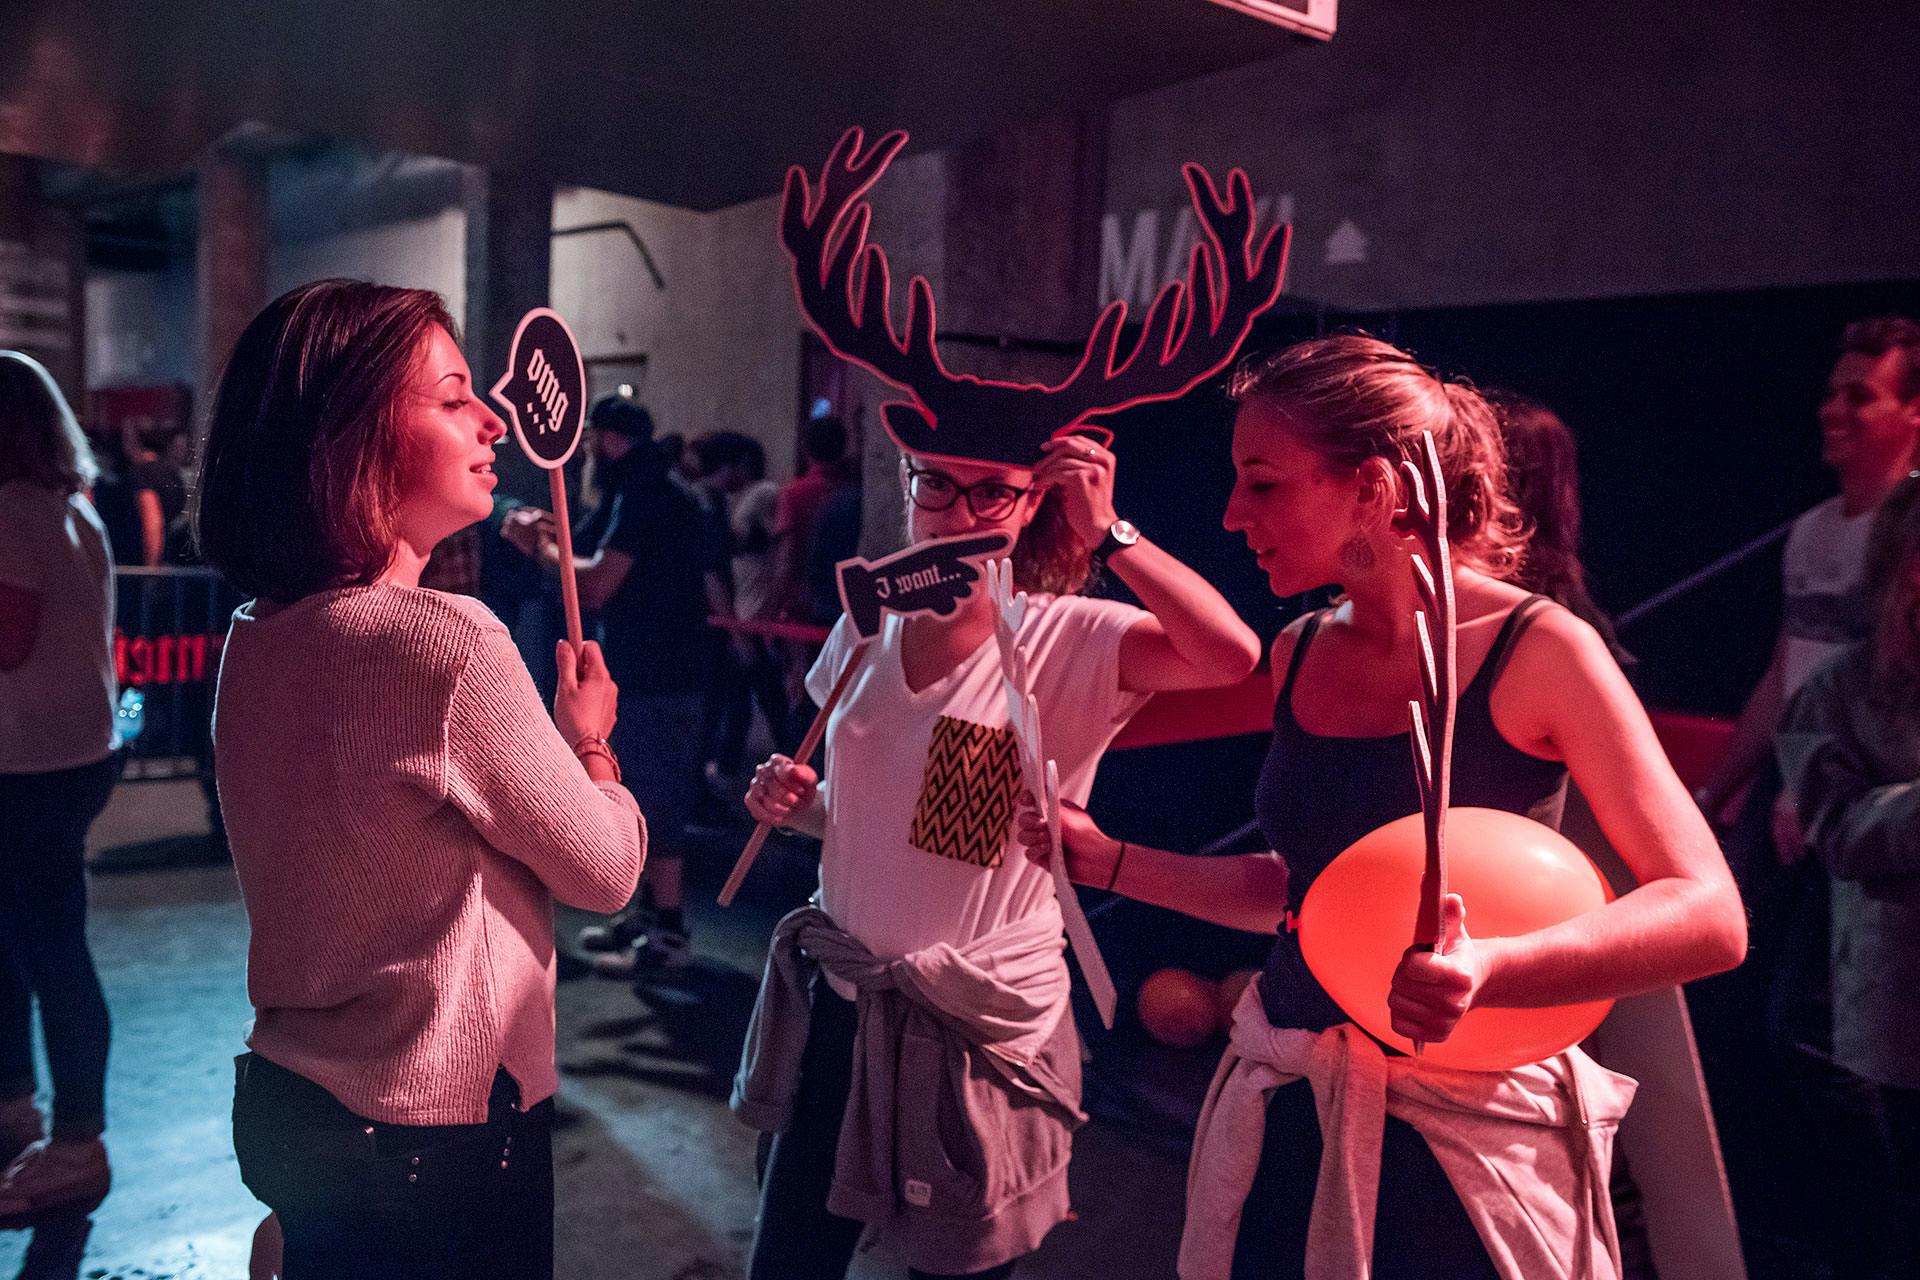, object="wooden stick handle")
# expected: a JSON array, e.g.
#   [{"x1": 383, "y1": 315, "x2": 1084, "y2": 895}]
[
  {"x1": 549, "y1": 469, "x2": 584, "y2": 653},
  {"x1": 717, "y1": 818, "x2": 778, "y2": 910},
  {"x1": 717, "y1": 640, "x2": 867, "y2": 906}
]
